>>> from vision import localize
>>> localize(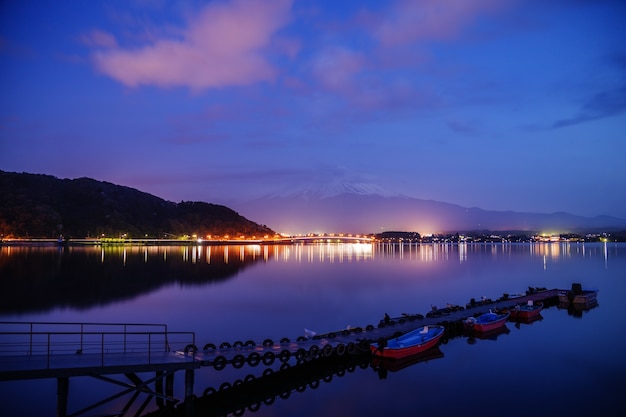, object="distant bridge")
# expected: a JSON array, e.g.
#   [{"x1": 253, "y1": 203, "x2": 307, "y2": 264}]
[
  {"x1": 274, "y1": 235, "x2": 373, "y2": 244},
  {"x1": 2, "y1": 236, "x2": 374, "y2": 246}
]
